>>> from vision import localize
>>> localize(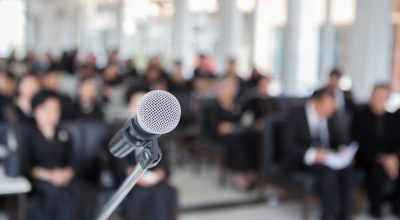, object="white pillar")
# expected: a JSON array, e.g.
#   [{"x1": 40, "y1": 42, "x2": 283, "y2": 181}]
[
  {"x1": 281, "y1": 0, "x2": 320, "y2": 96},
  {"x1": 347, "y1": 0, "x2": 393, "y2": 101},
  {"x1": 173, "y1": 0, "x2": 193, "y2": 77},
  {"x1": 319, "y1": 0, "x2": 336, "y2": 81},
  {"x1": 217, "y1": 0, "x2": 243, "y2": 73}
]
